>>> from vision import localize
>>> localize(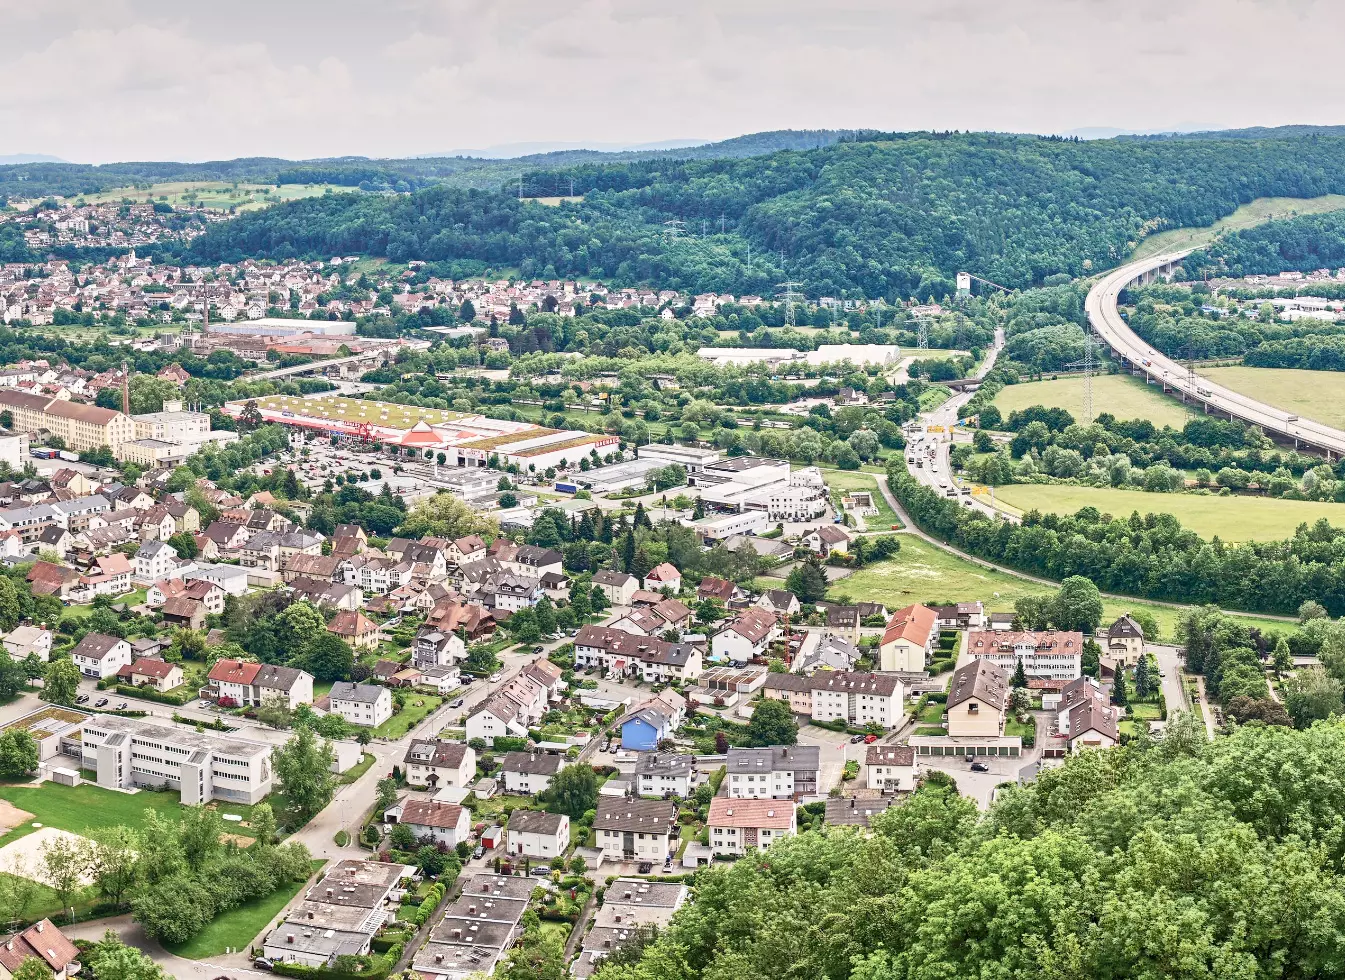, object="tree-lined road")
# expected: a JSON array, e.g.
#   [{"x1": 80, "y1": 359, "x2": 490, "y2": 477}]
[{"x1": 1086, "y1": 250, "x2": 1345, "y2": 458}]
